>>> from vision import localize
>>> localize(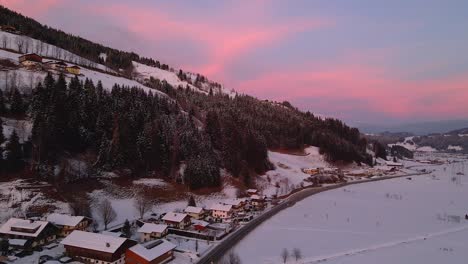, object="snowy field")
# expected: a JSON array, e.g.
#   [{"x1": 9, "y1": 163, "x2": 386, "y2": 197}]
[{"x1": 231, "y1": 154, "x2": 468, "y2": 263}]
